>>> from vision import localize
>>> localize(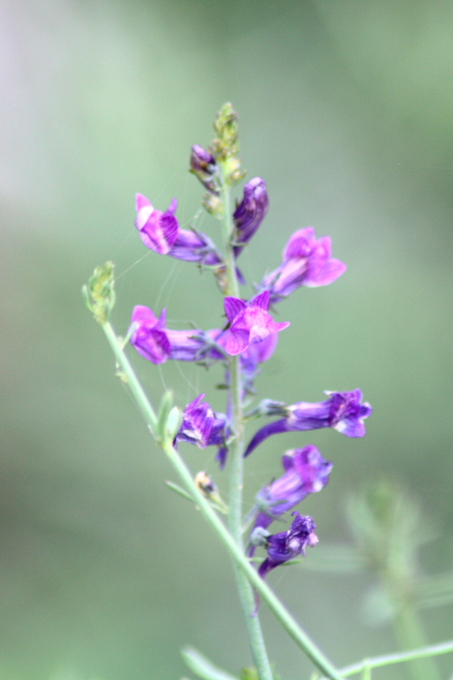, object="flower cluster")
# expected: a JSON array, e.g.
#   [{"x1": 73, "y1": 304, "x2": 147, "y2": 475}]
[{"x1": 128, "y1": 105, "x2": 371, "y2": 581}]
